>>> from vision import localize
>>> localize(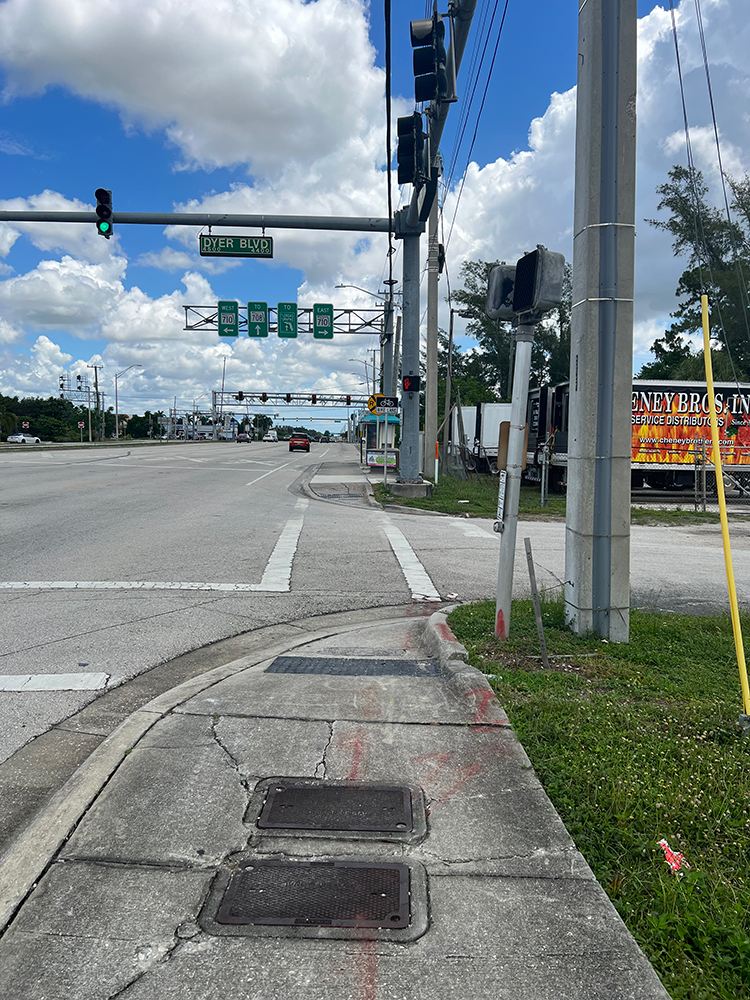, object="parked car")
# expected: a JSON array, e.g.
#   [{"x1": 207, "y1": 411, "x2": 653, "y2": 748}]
[
  {"x1": 288, "y1": 433, "x2": 310, "y2": 453},
  {"x1": 7, "y1": 433, "x2": 41, "y2": 444},
  {"x1": 236, "y1": 433, "x2": 251, "y2": 443}
]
